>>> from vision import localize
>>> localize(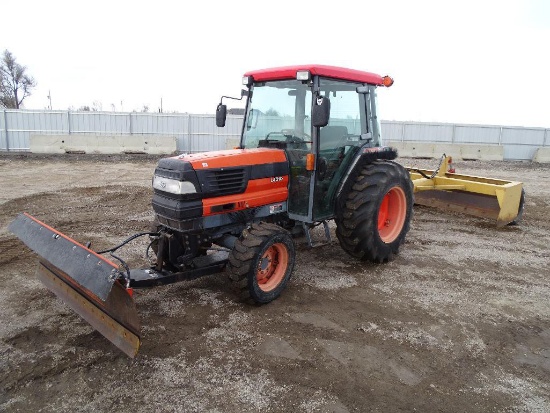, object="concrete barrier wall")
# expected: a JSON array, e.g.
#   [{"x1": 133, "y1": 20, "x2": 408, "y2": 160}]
[
  {"x1": 225, "y1": 138, "x2": 240, "y2": 150},
  {"x1": 2, "y1": 109, "x2": 547, "y2": 161},
  {"x1": 533, "y1": 148, "x2": 550, "y2": 163},
  {"x1": 386, "y1": 141, "x2": 504, "y2": 161},
  {"x1": 28, "y1": 134, "x2": 520, "y2": 161},
  {"x1": 30, "y1": 134, "x2": 177, "y2": 155}
]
